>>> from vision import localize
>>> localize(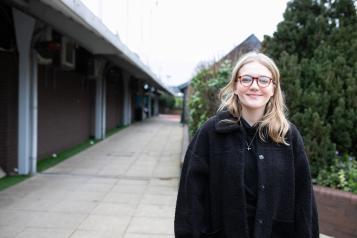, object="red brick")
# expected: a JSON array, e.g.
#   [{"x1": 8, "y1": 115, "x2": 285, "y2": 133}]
[{"x1": 315, "y1": 186, "x2": 357, "y2": 238}]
